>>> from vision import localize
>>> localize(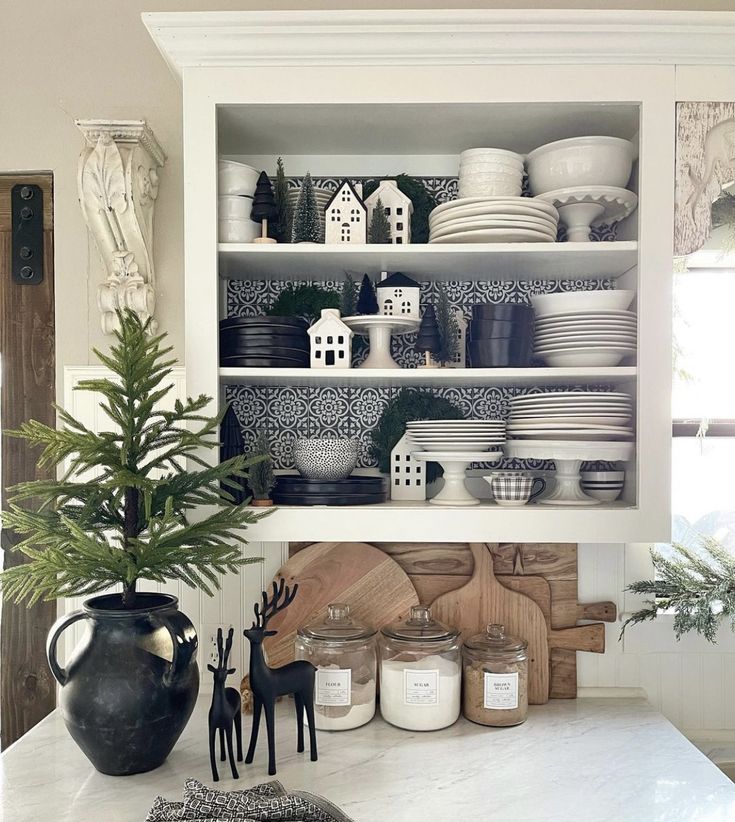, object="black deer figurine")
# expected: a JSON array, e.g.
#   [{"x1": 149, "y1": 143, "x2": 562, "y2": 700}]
[
  {"x1": 243, "y1": 579, "x2": 318, "y2": 776},
  {"x1": 207, "y1": 627, "x2": 243, "y2": 781}
]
